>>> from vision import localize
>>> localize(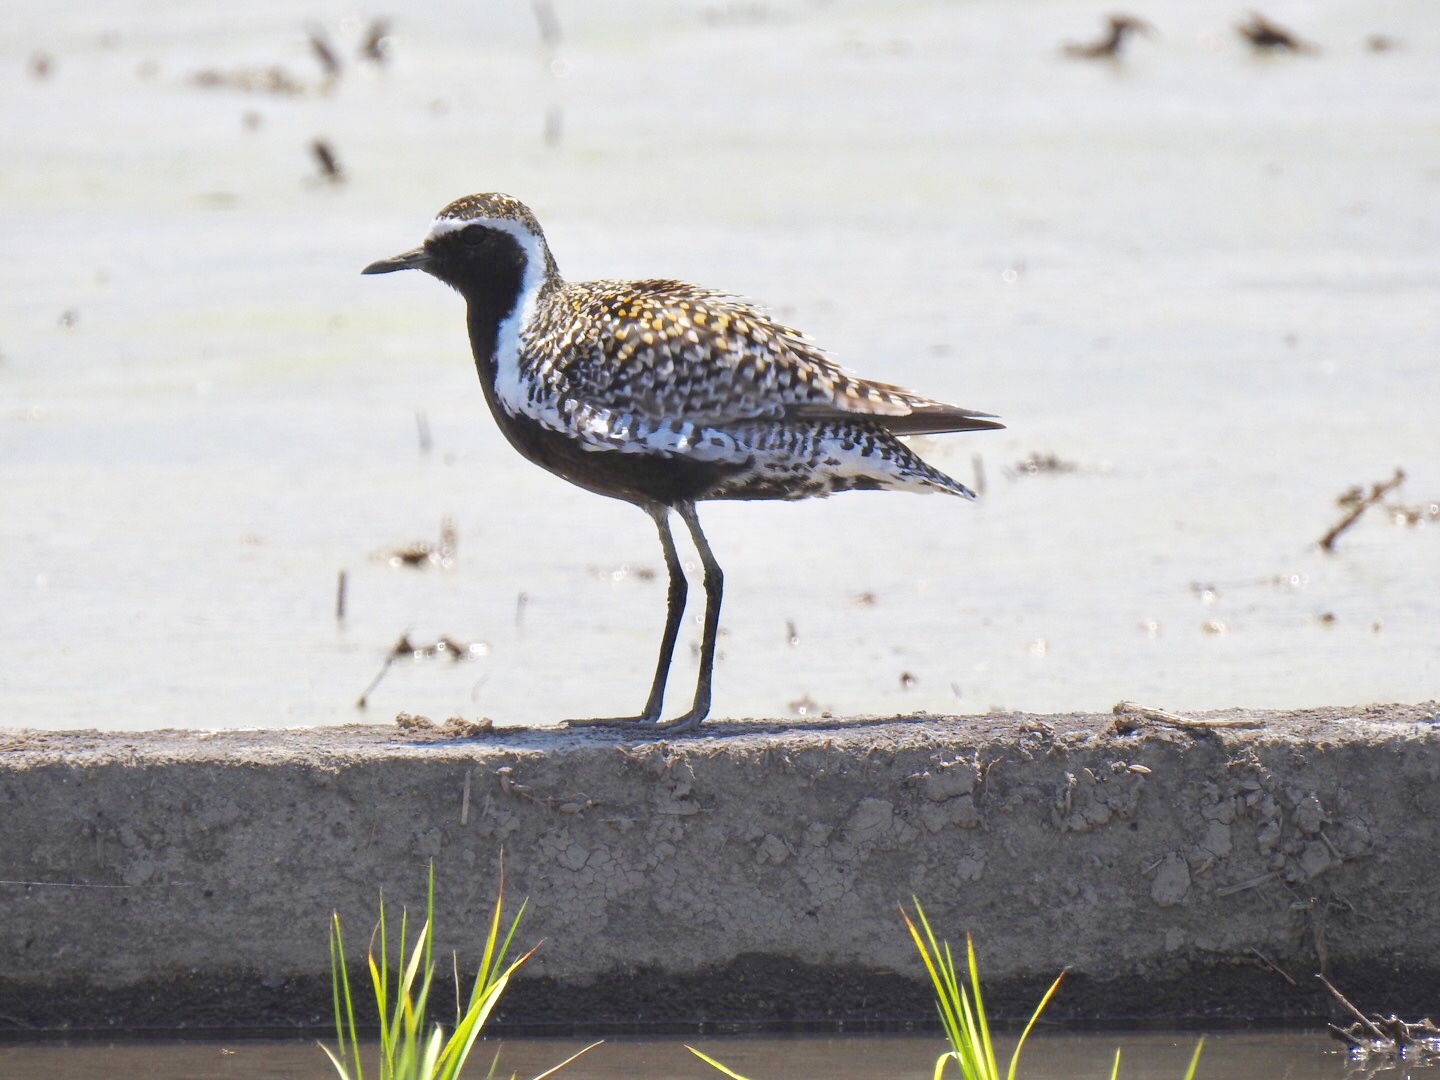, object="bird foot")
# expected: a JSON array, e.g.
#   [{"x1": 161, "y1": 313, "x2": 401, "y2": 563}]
[{"x1": 564, "y1": 711, "x2": 707, "y2": 735}]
